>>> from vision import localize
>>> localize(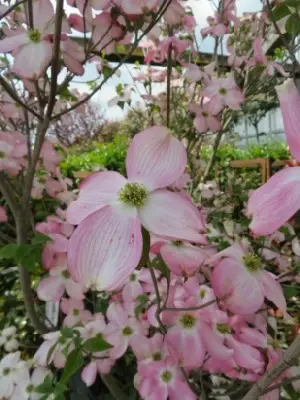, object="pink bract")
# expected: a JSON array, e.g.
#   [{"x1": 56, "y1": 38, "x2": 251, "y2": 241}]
[{"x1": 67, "y1": 126, "x2": 206, "y2": 291}]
